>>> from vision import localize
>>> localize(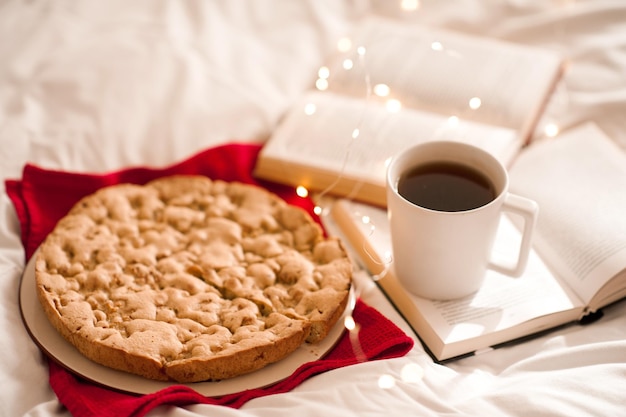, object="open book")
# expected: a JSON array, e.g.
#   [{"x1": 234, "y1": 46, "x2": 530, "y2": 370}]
[
  {"x1": 327, "y1": 122, "x2": 626, "y2": 361},
  {"x1": 255, "y1": 17, "x2": 563, "y2": 206}
]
